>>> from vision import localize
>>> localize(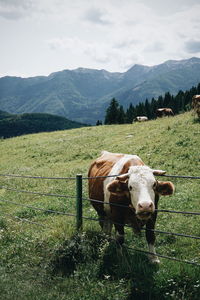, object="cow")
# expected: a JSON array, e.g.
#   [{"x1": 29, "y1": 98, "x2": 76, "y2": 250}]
[
  {"x1": 192, "y1": 95, "x2": 200, "y2": 118},
  {"x1": 88, "y1": 151, "x2": 175, "y2": 263},
  {"x1": 156, "y1": 108, "x2": 174, "y2": 118},
  {"x1": 135, "y1": 116, "x2": 148, "y2": 122}
]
